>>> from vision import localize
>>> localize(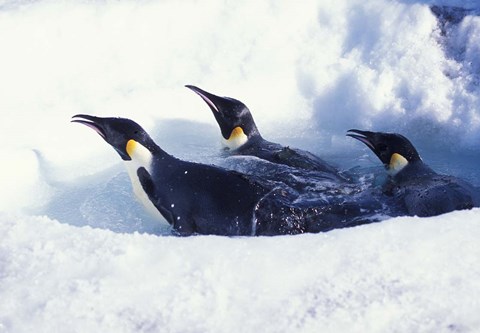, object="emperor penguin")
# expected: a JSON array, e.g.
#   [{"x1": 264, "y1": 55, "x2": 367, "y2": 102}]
[
  {"x1": 185, "y1": 85, "x2": 344, "y2": 179},
  {"x1": 347, "y1": 129, "x2": 480, "y2": 217},
  {"x1": 72, "y1": 114, "x2": 273, "y2": 236}
]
